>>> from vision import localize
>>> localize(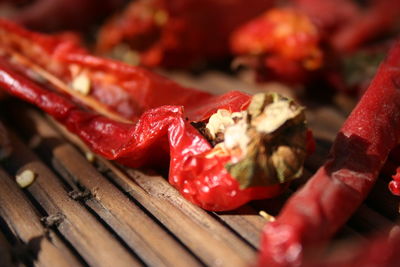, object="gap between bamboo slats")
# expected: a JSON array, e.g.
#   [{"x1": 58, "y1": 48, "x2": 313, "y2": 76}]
[
  {"x1": 40, "y1": 106, "x2": 270, "y2": 250},
  {"x1": 6, "y1": 113, "x2": 203, "y2": 267},
  {"x1": 2, "y1": 130, "x2": 142, "y2": 267},
  {"x1": 0, "y1": 167, "x2": 82, "y2": 267},
  {"x1": 11, "y1": 105, "x2": 259, "y2": 267},
  {"x1": 46, "y1": 109, "x2": 269, "y2": 249}
]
